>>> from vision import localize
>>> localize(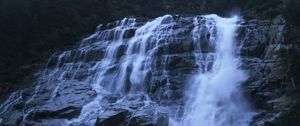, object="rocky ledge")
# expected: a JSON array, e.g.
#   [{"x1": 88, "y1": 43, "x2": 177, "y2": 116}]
[{"x1": 0, "y1": 15, "x2": 299, "y2": 126}]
